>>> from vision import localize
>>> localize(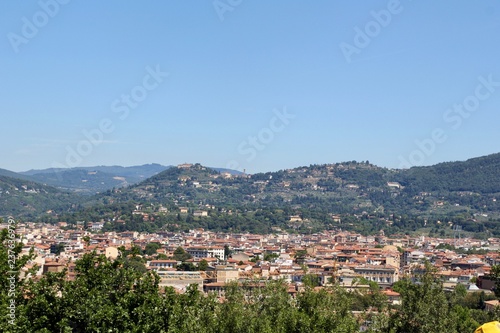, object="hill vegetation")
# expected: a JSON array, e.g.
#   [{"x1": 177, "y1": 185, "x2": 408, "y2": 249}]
[
  {"x1": 15, "y1": 164, "x2": 242, "y2": 194},
  {"x1": 20, "y1": 164, "x2": 170, "y2": 194},
  {"x1": 53, "y1": 154, "x2": 500, "y2": 237},
  {"x1": 2, "y1": 153, "x2": 500, "y2": 237},
  {"x1": 0, "y1": 175, "x2": 79, "y2": 219}
]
